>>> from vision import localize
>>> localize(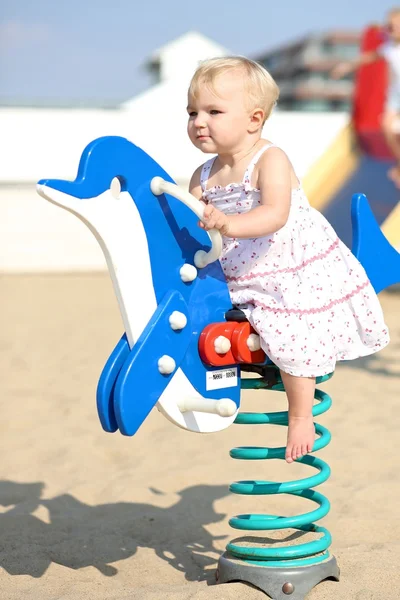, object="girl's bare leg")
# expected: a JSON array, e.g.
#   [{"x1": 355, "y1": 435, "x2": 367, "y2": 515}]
[
  {"x1": 382, "y1": 111, "x2": 400, "y2": 187},
  {"x1": 280, "y1": 371, "x2": 316, "y2": 463}
]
